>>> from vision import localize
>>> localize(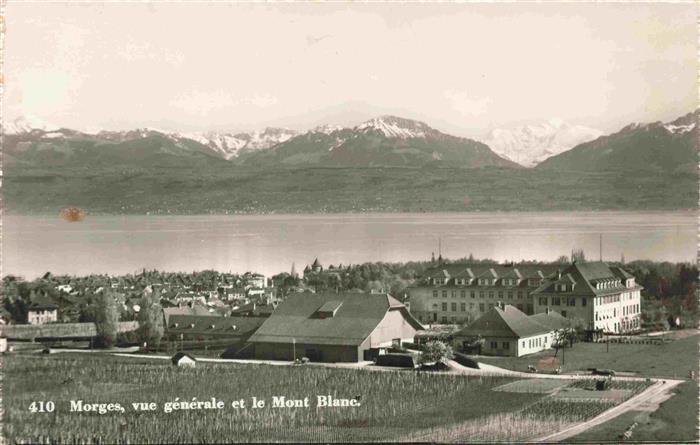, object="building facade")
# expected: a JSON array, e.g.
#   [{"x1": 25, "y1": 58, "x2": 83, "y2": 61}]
[
  {"x1": 531, "y1": 262, "x2": 642, "y2": 334},
  {"x1": 27, "y1": 303, "x2": 59, "y2": 325},
  {"x1": 407, "y1": 264, "x2": 561, "y2": 325}
]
